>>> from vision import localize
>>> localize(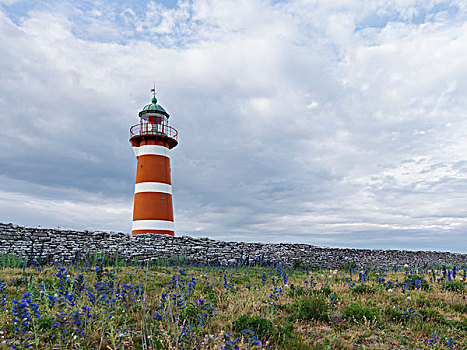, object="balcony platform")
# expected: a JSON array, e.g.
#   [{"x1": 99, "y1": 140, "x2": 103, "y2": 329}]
[{"x1": 130, "y1": 123, "x2": 178, "y2": 149}]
